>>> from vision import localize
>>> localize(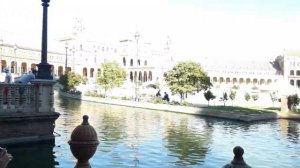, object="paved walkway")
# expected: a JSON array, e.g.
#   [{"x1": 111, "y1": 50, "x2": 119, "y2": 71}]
[{"x1": 58, "y1": 92, "x2": 300, "y2": 122}]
